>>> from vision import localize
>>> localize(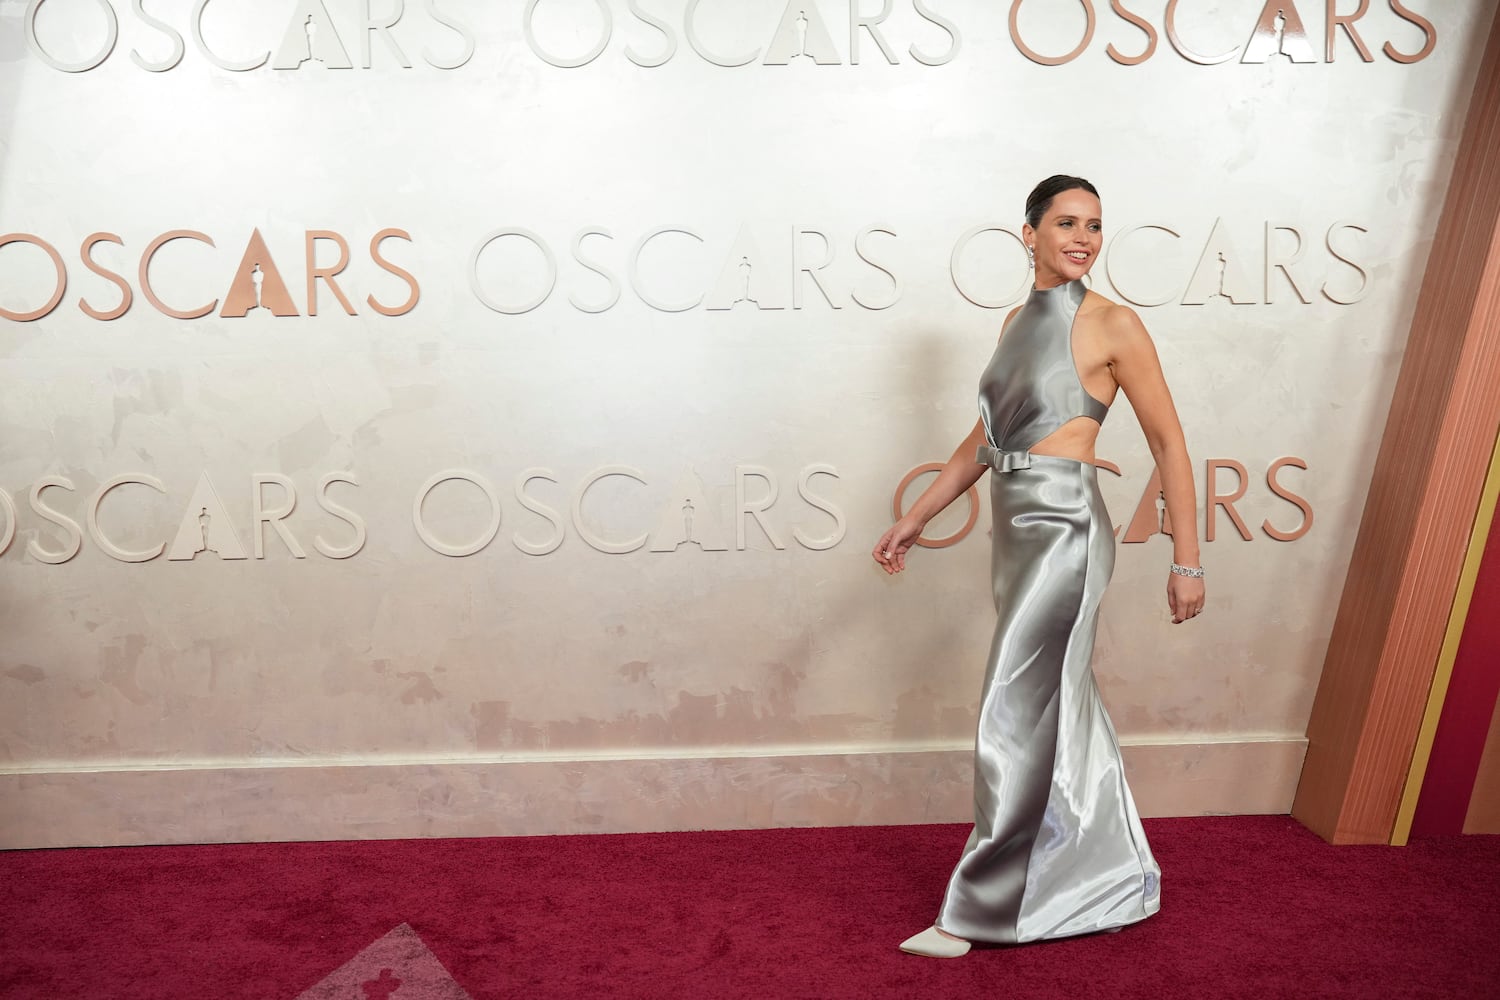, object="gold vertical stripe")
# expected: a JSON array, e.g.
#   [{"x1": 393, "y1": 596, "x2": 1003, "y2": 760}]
[
  {"x1": 1392, "y1": 423, "x2": 1500, "y2": 845},
  {"x1": 1293, "y1": 5, "x2": 1500, "y2": 843}
]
